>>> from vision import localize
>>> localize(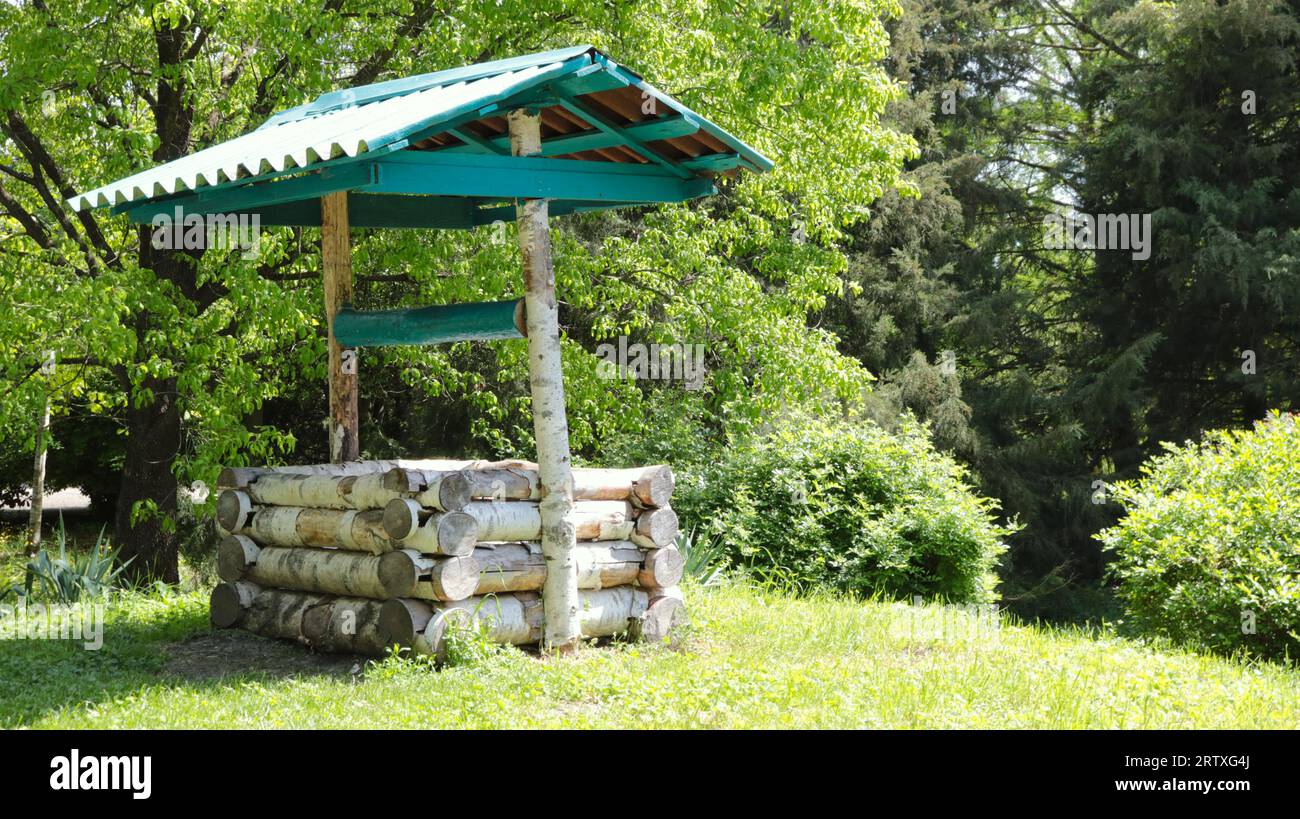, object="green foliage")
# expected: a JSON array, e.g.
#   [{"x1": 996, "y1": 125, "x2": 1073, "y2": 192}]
[
  {"x1": 18, "y1": 517, "x2": 131, "y2": 604},
  {"x1": 1099, "y1": 413, "x2": 1300, "y2": 661},
  {"x1": 676, "y1": 527, "x2": 728, "y2": 587},
  {"x1": 438, "y1": 600, "x2": 510, "y2": 668},
  {"x1": 676, "y1": 415, "x2": 1015, "y2": 603}
]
